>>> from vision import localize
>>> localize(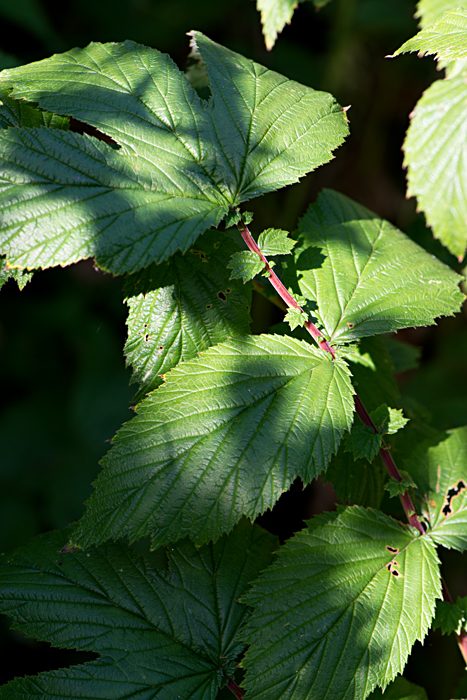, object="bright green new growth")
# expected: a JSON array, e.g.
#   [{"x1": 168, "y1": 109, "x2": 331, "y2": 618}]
[
  {"x1": 282, "y1": 189, "x2": 464, "y2": 341},
  {"x1": 73, "y1": 334, "x2": 354, "y2": 549},
  {"x1": 344, "y1": 405, "x2": 409, "y2": 462},
  {"x1": 416, "y1": 0, "x2": 463, "y2": 28},
  {"x1": 257, "y1": 228, "x2": 296, "y2": 255},
  {"x1": 0, "y1": 520, "x2": 277, "y2": 700},
  {"x1": 124, "y1": 230, "x2": 252, "y2": 402},
  {"x1": 394, "y1": 7, "x2": 467, "y2": 61},
  {"x1": 285, "y1": 306, "x2": 308, "y2": 330},
  {"x1": 256, "y1": 0, "x2": 332, "y2": 49},
  {"x1": 228, "y1": 251, "x2": 267, "y2": 283},
  {"x1": 407, "y1": 426, "x2": 467, "y2": 550},
  {"x1": 385, "y1": 470, "x2": 418, "y2": 499},
  {"x1": 241, "y1": 507, "x2": 441, "y2": 700},
  {"x1": 0, "y1": 33, "x2": 348, "y2": 274}
]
